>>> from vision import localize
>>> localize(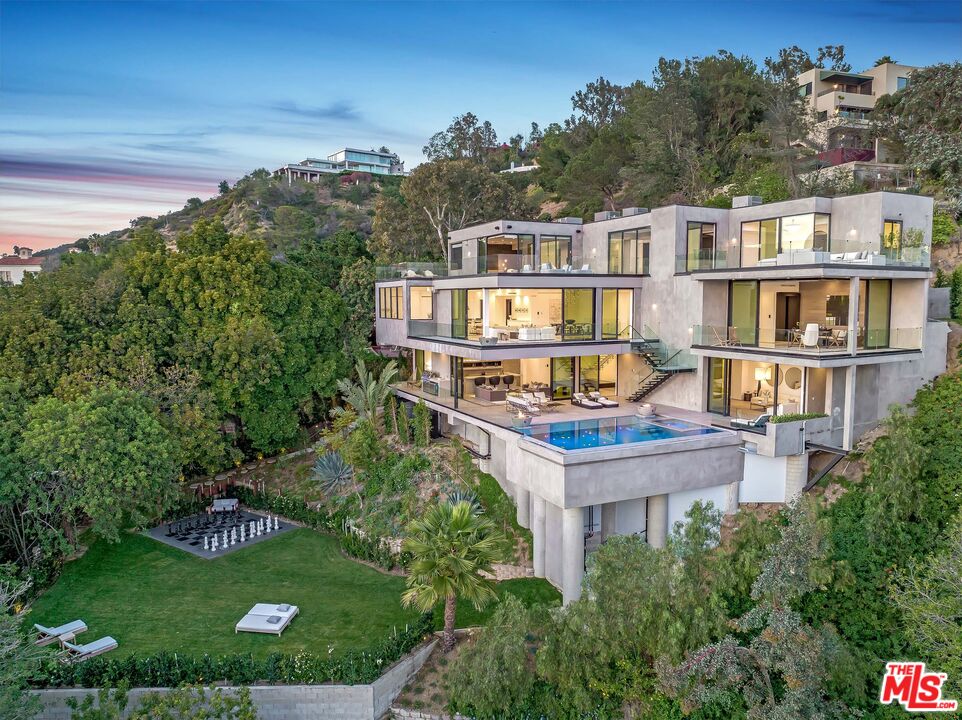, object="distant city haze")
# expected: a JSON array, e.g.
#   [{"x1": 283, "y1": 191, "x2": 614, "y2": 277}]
[{"x1": 1, "y1": 0, "x2": 960, "y2": 252}]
